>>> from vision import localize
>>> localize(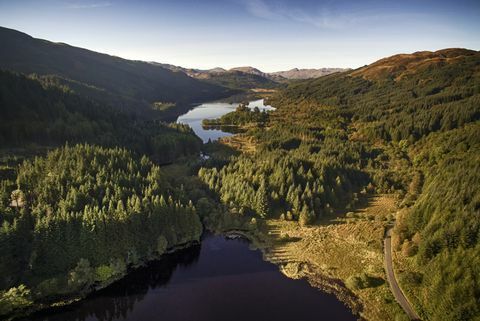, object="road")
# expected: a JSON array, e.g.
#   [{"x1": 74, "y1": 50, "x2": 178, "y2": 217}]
[{"x1": 384, "y1": 229, "x2": 421, "y2": 321}]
